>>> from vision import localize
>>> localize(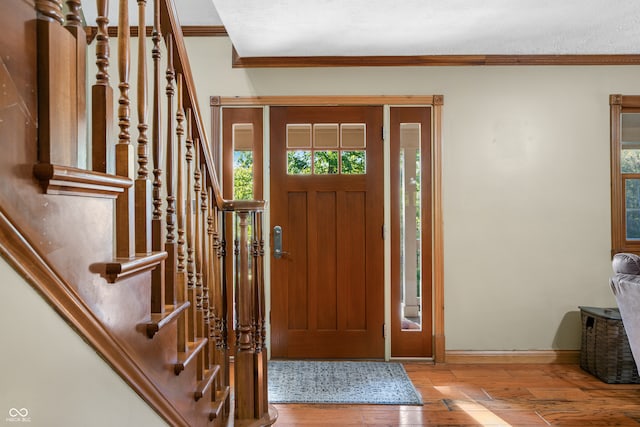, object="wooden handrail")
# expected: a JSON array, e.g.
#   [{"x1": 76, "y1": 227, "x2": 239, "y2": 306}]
[{"x1": 158, "y1": 0, "x2": 225, "y2": 210}]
